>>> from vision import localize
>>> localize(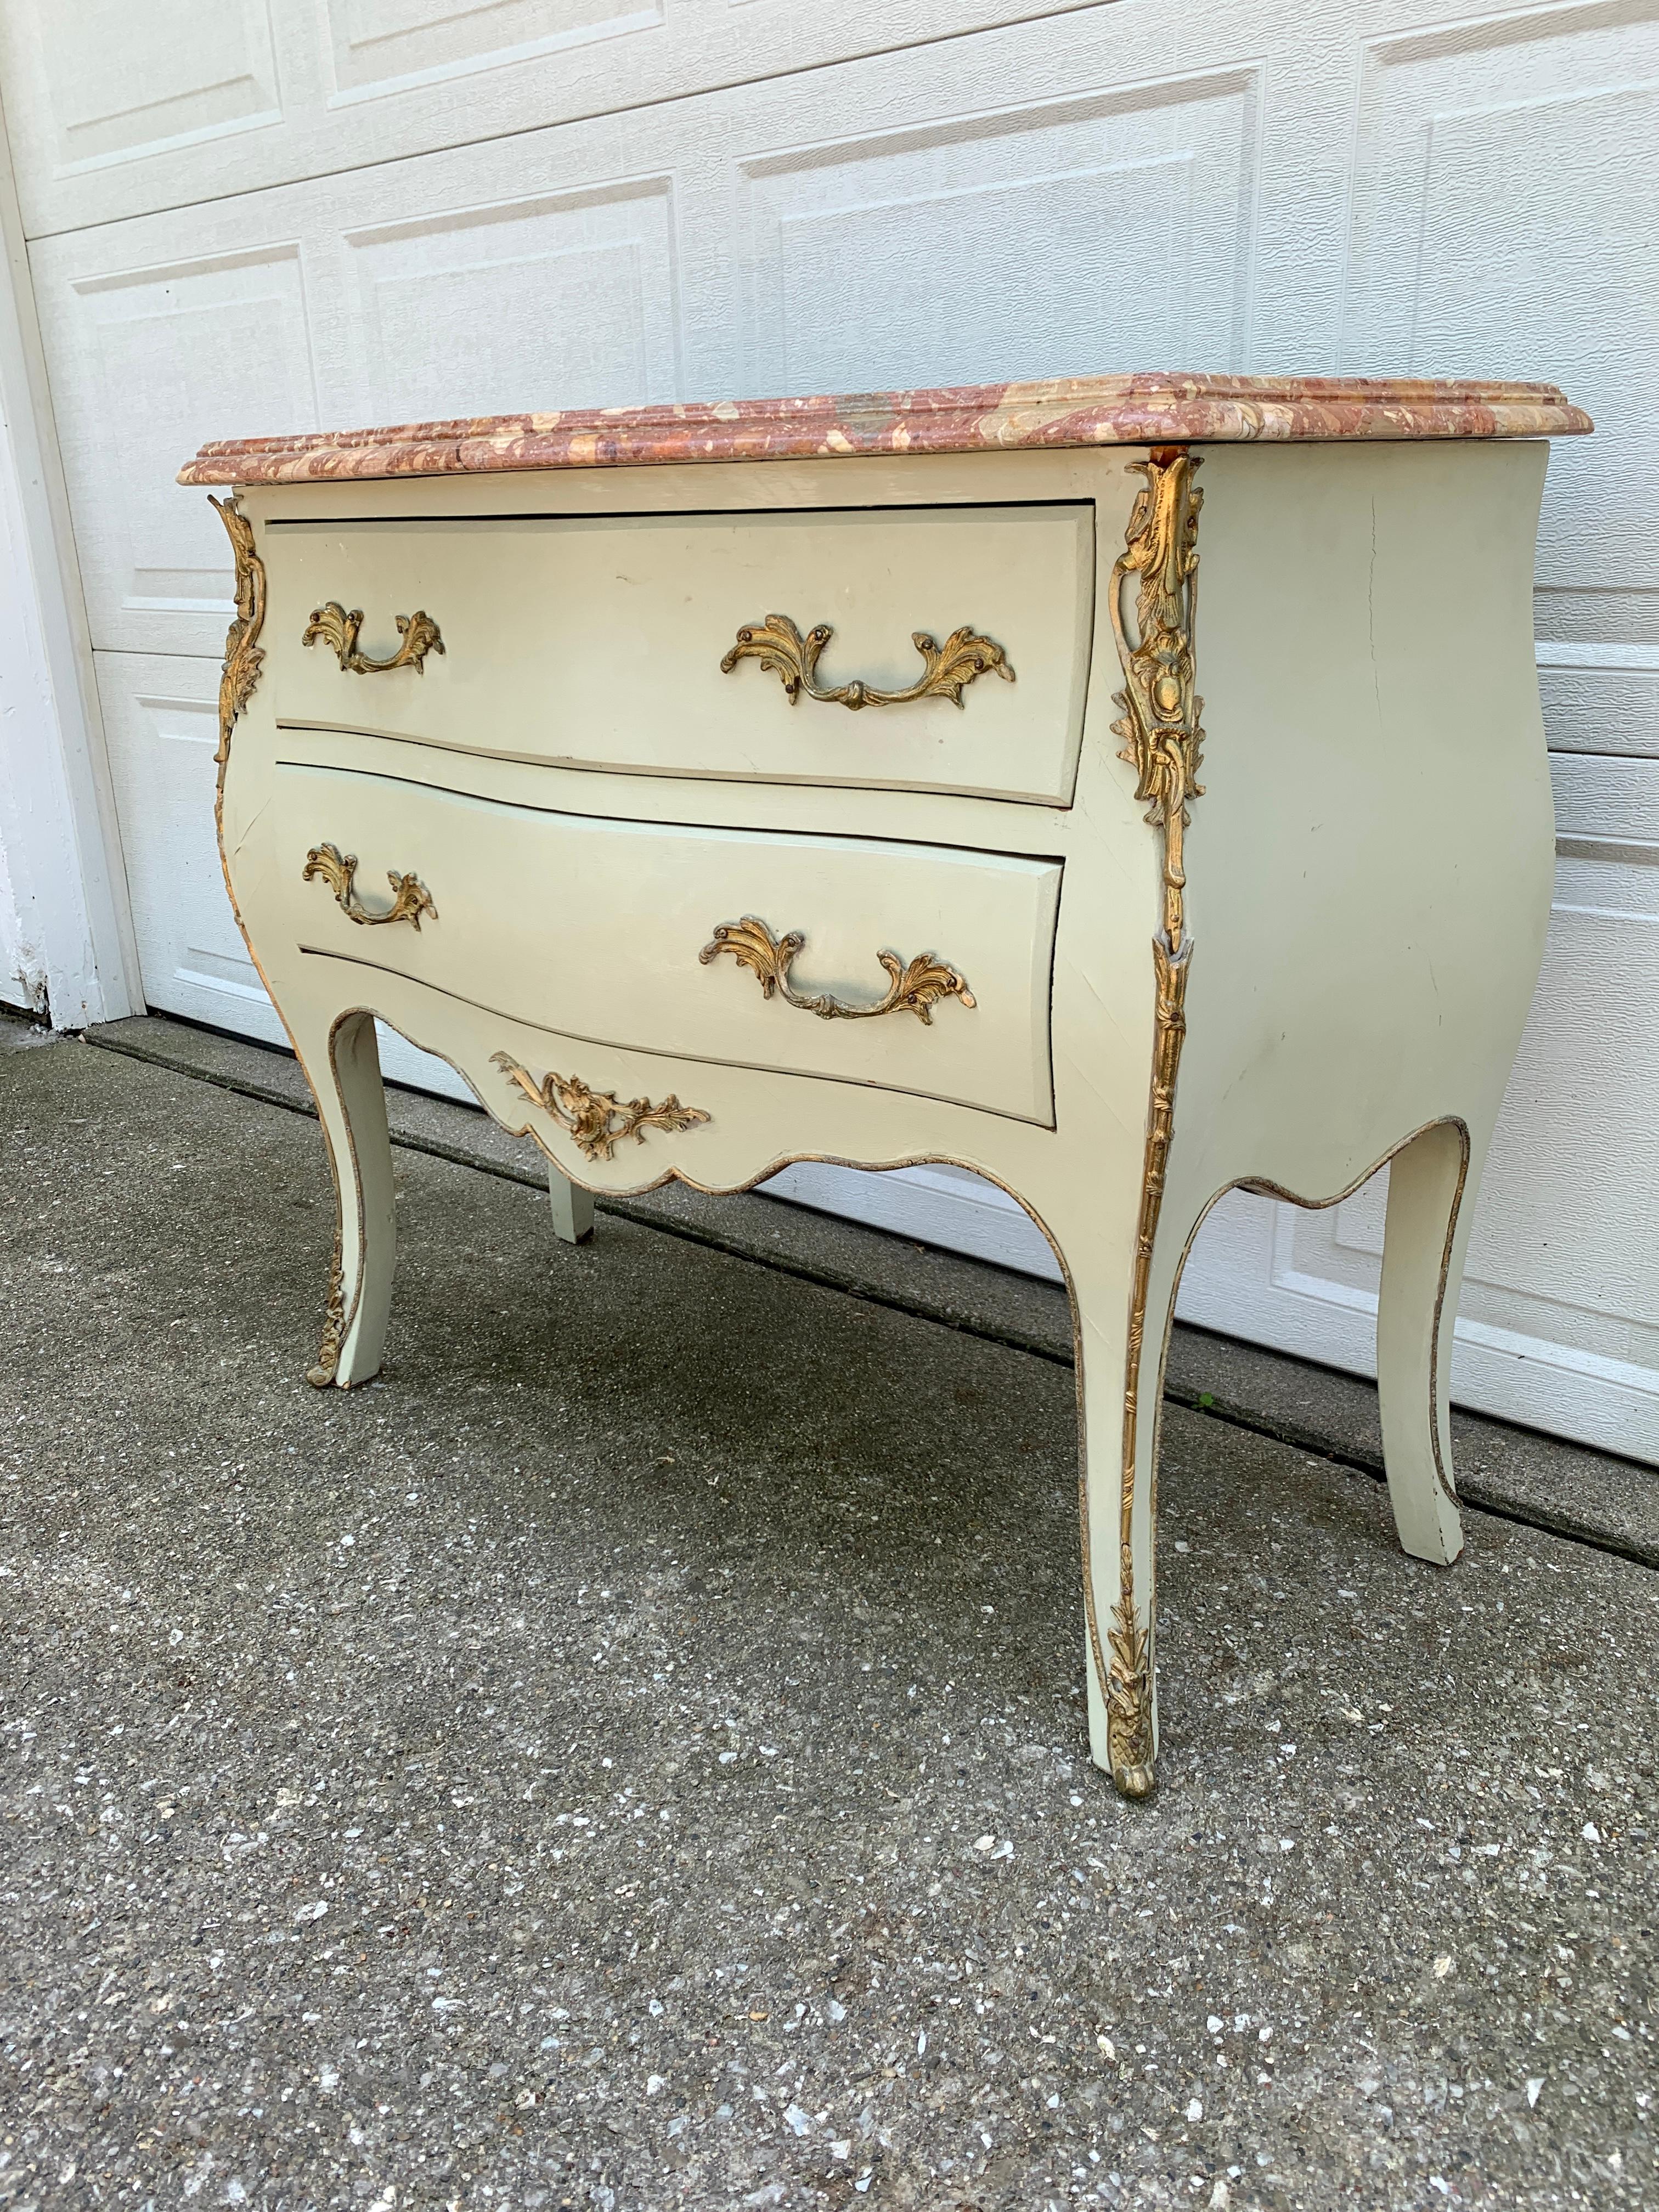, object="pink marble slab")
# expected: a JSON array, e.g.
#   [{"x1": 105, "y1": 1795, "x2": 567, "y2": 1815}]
[{"x1": 178, "y1": 373, "x2": 1592, "y2": 487}]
